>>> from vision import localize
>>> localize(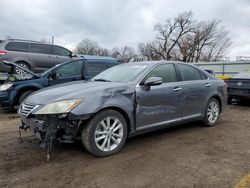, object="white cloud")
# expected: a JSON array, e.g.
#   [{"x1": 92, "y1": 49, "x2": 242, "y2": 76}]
[{"x1": 0, "y1": 0, "x2": 250, "y2": 60}]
